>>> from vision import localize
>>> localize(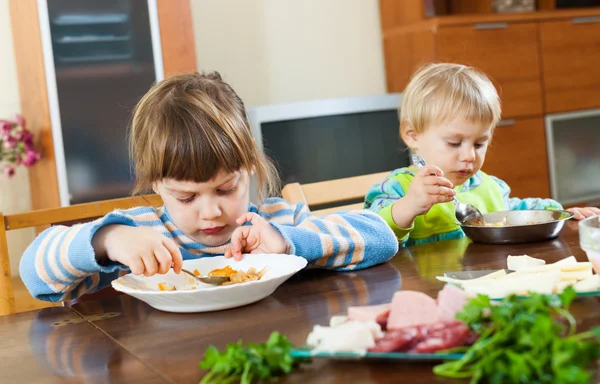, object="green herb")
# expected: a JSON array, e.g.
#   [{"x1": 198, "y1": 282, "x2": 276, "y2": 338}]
[
  {"x1": 199, "y1": 331, "x2": 308, "y2": 384},
  {"x1": 434, "y1": 286, "x2": 600, "y2": 384}
]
